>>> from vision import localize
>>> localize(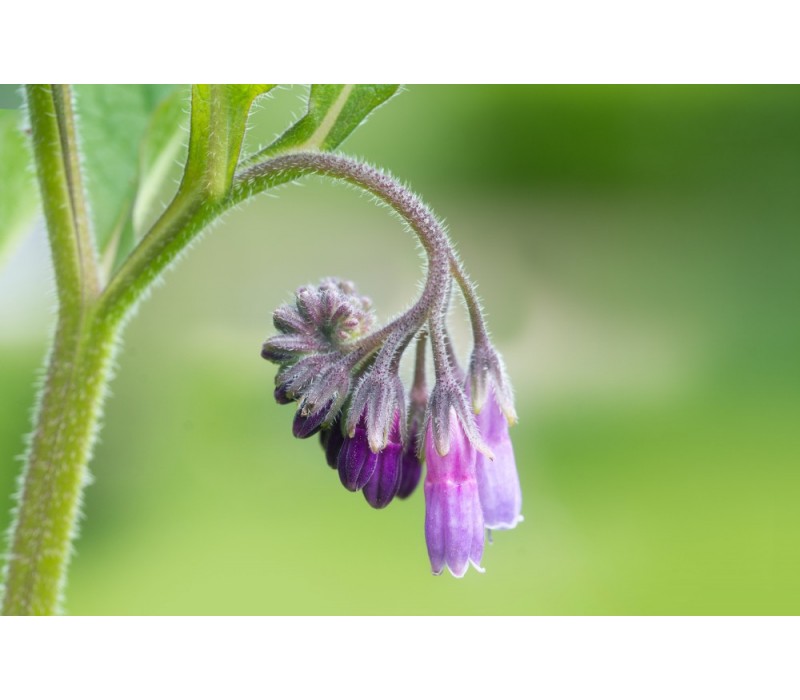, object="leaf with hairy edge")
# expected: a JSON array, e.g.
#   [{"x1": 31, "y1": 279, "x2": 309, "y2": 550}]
[
  {"x1": 0, "y1": 108, "x2": 38, "y2": 268},
  {"x1": 112, "y1": 85, "x2": 274, "y2": 272},
  {"x1": 244, "y1": 85, "x2": 401, "y2": 165},
  {"x1": 182, "y1": 85, "x2": 276, "y2": 199},
  {"x1": 74, "y1": 85, "x2": 177, "y2": 258},
  {"x1": 217, "y1": 85, "x2": 276, "y2": 185},
  {"x1": 131, "y1": 87, "x2": 191, "y2": 241}
]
